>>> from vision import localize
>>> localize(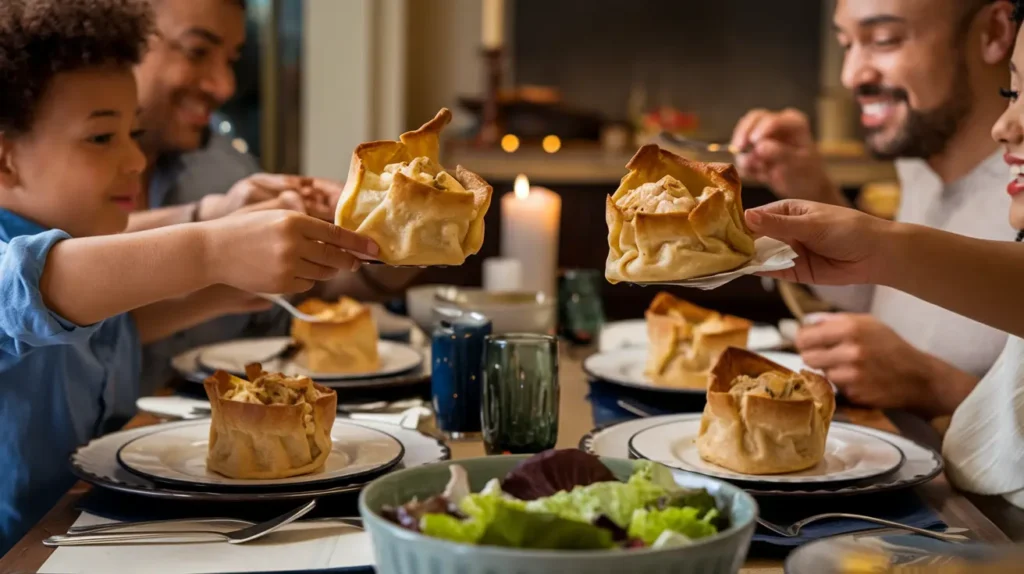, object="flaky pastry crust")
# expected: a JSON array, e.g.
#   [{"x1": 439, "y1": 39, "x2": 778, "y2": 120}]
[
  {"x1": 606, "y1": 145, "x2": 755, "y2": 283},
  {"x1": 334, "y1": 108, "x2": 492, "y2": 266},
  {"x1": 697, "y1": 348, "x2": 836, "y2": 474}
]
